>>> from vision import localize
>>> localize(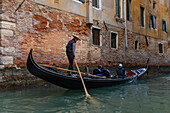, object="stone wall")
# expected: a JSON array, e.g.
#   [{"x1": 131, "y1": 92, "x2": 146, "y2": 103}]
[{"x1": 0, "y1": 68, "x2": 48, "y2": 90}]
